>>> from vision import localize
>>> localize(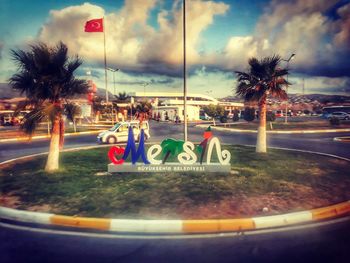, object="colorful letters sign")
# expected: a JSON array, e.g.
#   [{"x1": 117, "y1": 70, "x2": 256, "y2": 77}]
[{"x1": 107, "y1": 126, "x2": 232, "y2": 173}]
